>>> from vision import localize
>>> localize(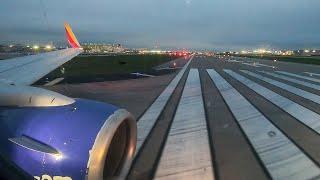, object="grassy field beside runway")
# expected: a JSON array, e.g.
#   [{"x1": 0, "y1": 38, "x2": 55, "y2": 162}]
[
  {"x1": 37, "y1": 54, "x2": 176, "y2": 84},
  {"x1": 237, "y1": 55, "x2": 320, "y2": 65}
]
